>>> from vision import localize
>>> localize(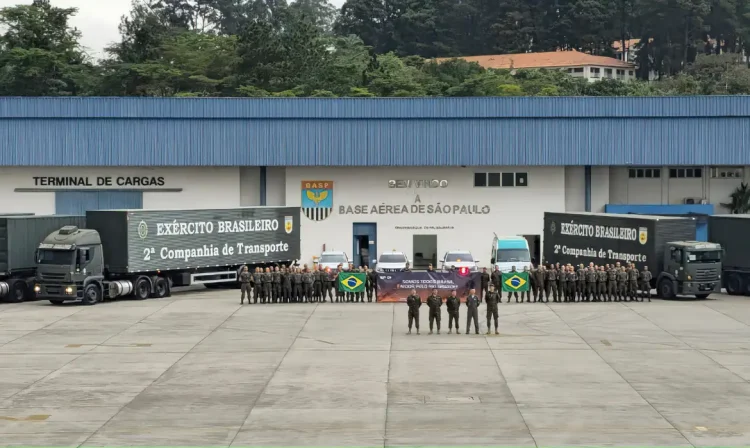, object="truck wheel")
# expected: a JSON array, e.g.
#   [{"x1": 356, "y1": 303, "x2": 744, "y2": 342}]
[
  {"x1": 153, "y1": 277, "x2": 169, "y2": 298},
  {"x1": 49, "y1": 299, "x2": 65, "y2": 305},
  {"x1": 82, "y1": 284, "x2": 102, "y2": 306},
  {"x1": 133, "y1": 277, "x2": 150, "y2": 300},
  {"x1": 695, "y1": 293, "x2": 710, "y2": 299},
  {"x1": 726, "y1": 273, "x2": 743, "y2": 295},
  {"x1": 7, "y1": 281, "x2": 27, "y2": 303},
  {"x1": 658, "y1": 279, "x2": 676, "y2": 299}
]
